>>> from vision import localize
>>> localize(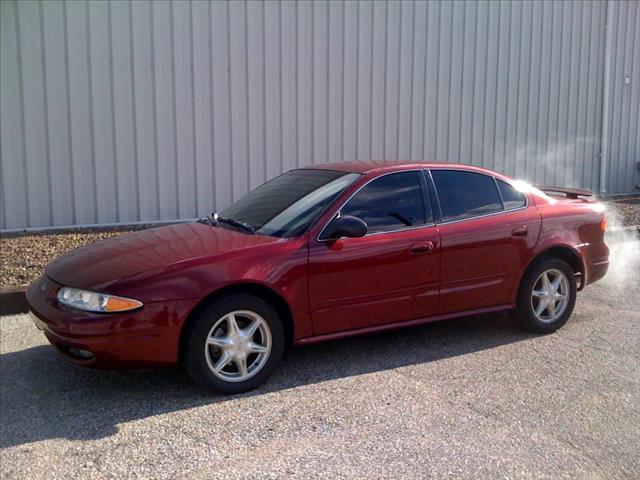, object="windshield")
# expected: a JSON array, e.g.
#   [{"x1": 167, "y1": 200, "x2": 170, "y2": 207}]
[{"x1": 220, "y1": 169, "x2": 360, "y2": 238}]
